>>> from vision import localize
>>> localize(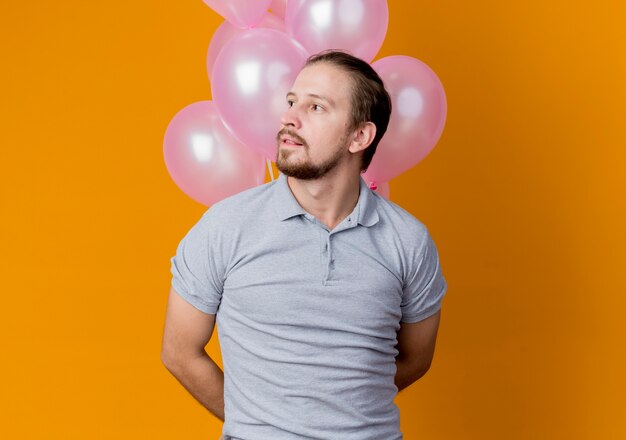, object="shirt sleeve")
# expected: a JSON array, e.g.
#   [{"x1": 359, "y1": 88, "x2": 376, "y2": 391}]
[
  {"x1": 400, "y1": 230, "x2": 448, "y2": 323},
  {"x1": 170, "y1": 211, "x2": 224, "y2": 314}
]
